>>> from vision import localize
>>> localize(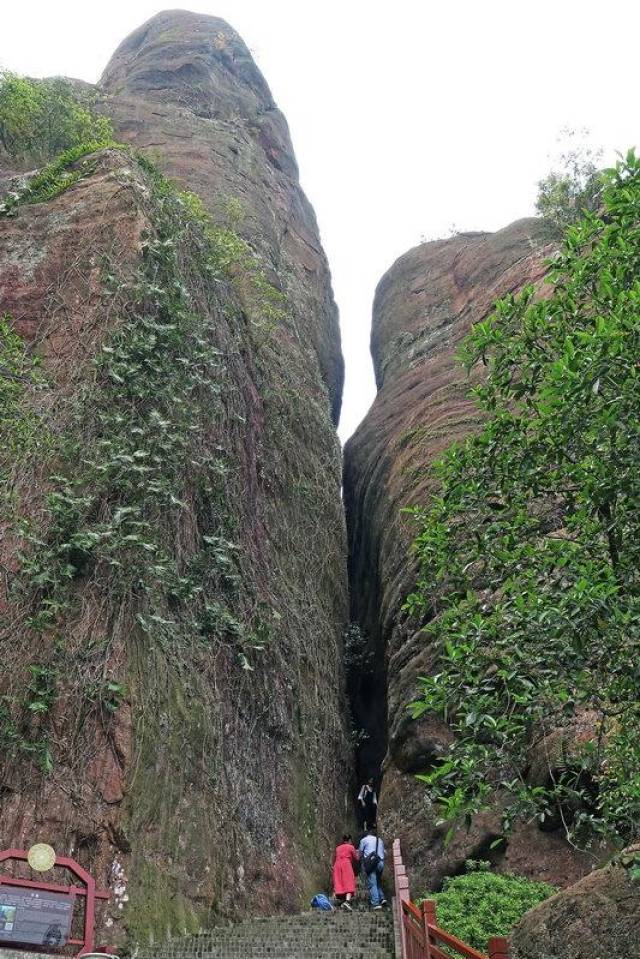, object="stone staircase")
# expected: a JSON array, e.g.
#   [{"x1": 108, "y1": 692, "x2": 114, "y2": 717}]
[{"x1": 135, "y1": 908, "x2": 395, "y2": 959}]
